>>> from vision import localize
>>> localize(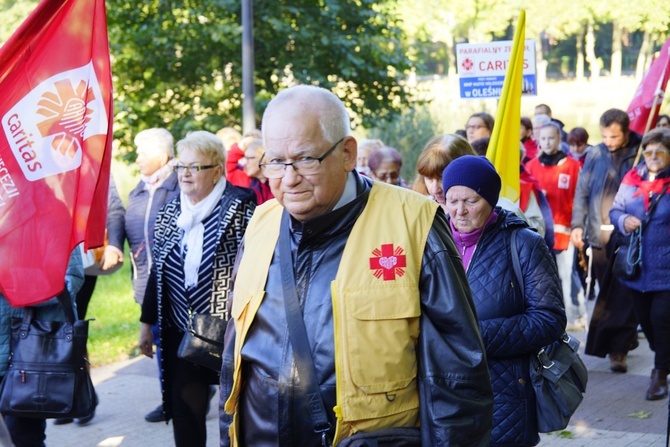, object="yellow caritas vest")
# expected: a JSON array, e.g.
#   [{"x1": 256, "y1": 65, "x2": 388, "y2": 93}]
[{"x1": 225, "y1": 182, "x2": 438, "y2": 446}]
